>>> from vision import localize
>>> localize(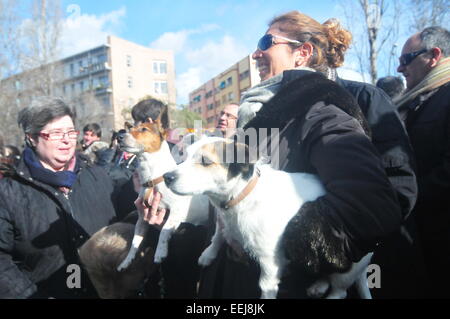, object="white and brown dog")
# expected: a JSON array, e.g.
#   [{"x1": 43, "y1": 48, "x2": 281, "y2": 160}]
[
  {"x1": 163, "y1": 136, "x2": 373, "y2": 299},
  {"x1": 117, "y1": 121, "x2": 209, "y2": 271}
]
